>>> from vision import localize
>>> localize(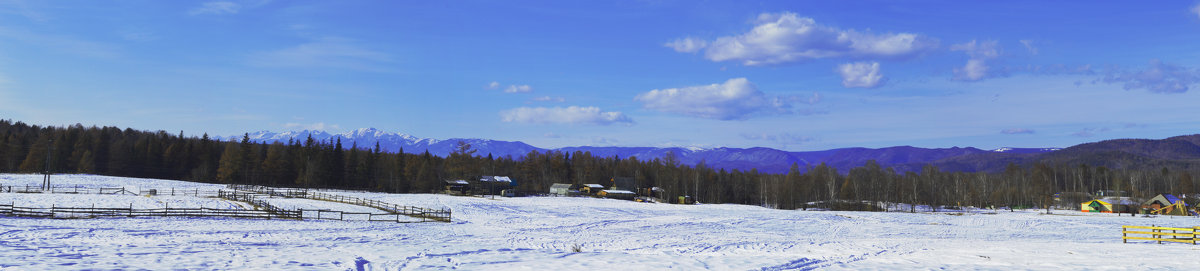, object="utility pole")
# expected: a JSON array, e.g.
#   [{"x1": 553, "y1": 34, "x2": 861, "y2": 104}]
[{"x1": 42, "y1": 138, "x2": 53, "y2": 191}]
